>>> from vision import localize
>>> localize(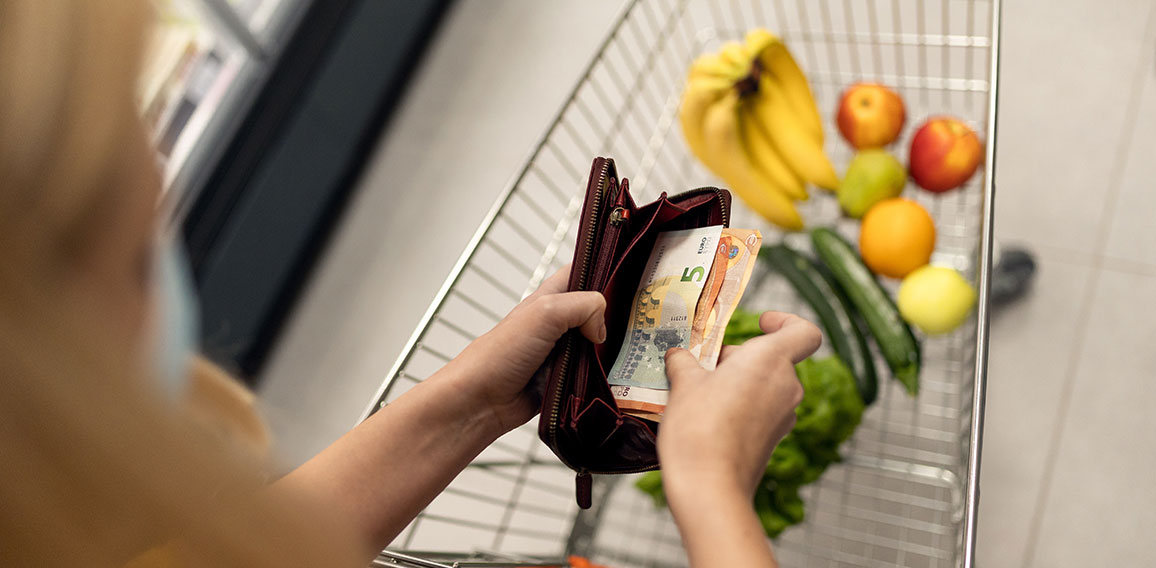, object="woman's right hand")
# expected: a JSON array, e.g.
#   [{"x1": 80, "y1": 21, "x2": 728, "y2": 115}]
[{"x1": 657, "y1": 311, "x2": 821, "y2": 506}]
